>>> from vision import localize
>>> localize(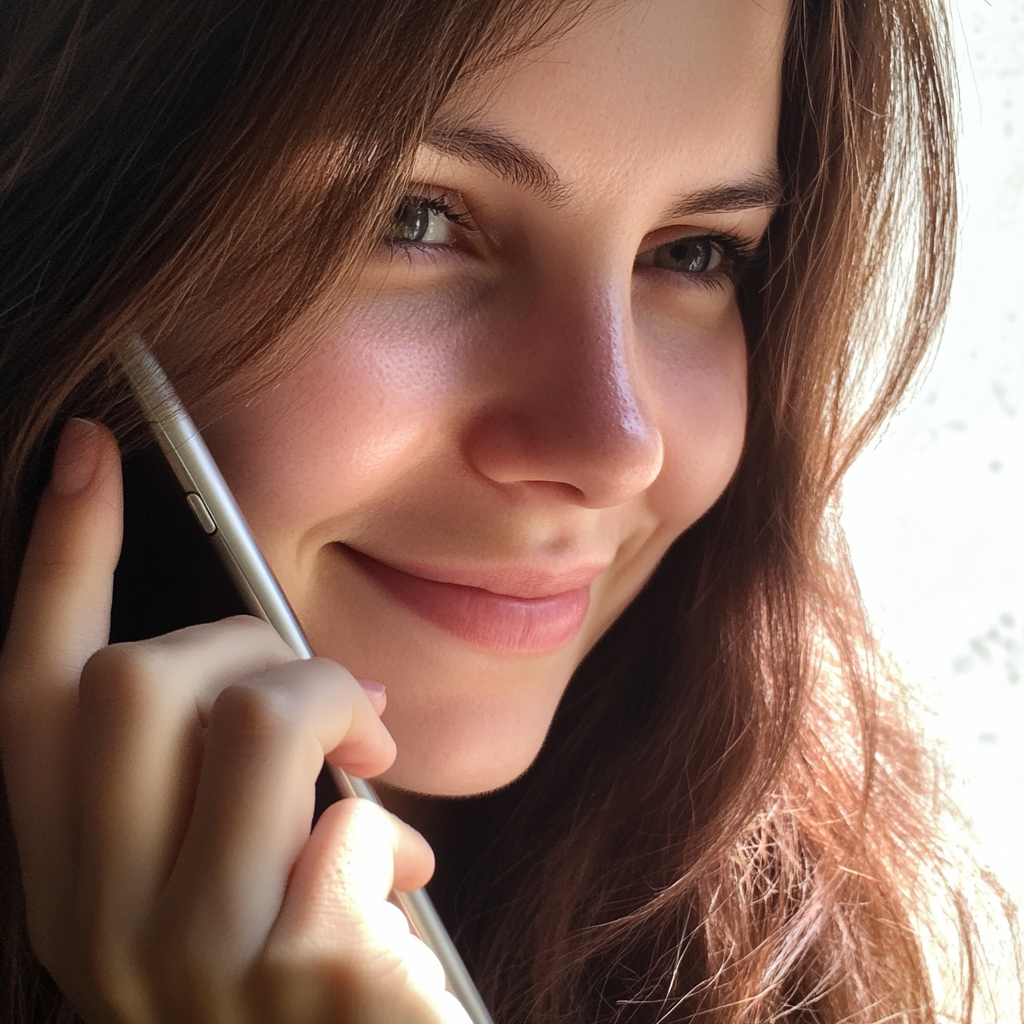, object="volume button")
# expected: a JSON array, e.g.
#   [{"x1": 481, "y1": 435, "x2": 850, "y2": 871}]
[{"x1": 186, "y1": 492, "x2": 217, "y2": 535}]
